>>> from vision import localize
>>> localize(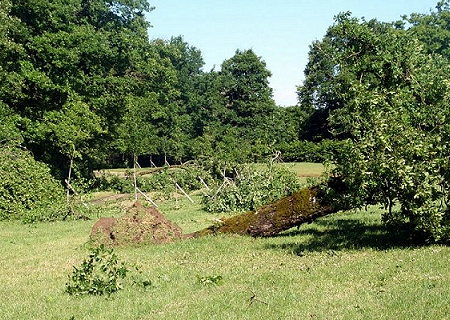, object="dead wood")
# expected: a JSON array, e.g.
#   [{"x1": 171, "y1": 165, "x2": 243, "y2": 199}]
[{"x1": 188, "y1": 187, "x2": 337, "y2": 238}]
